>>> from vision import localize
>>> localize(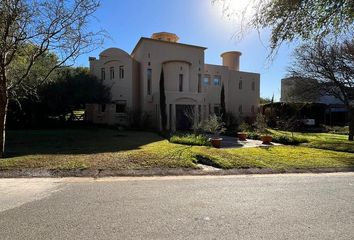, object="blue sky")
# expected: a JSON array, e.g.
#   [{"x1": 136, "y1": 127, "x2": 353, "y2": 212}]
[{"x1": 75, "y1": 0, "x2": 298, "y2": 100}]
